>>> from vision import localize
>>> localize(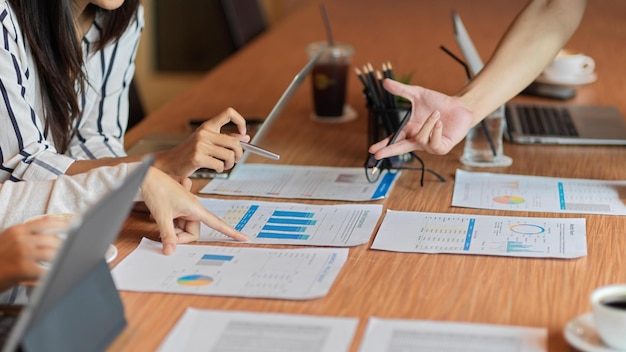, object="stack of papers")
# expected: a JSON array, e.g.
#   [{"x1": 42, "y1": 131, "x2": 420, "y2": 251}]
[{"x1": 158, "y1": 309, "x2": 547, "y2": 352}]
